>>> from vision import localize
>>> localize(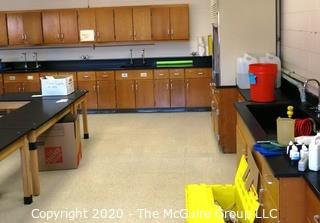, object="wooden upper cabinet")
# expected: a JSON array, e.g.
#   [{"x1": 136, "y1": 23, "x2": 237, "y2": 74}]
[
  {"x1": 42, "y1": 11, "x2": 61, "y2": 44},
  {"x1": 0, "y1": 13, "x2": 8, "y2": 46},
  {"x1": 59, "y1": 10, "x2": 79, "y2": 44},
  {"x1": 7, "y1": 13, "x2": 24, "y2": 45},
  {"x1": 7, "y1": 12, "x2": 42, "y2": 45},
  {"x1": 78, "y1": 8, "x2": 95, "y2": 42},
  {"x1": 151, "y1": 7, "x2": 170, "y2": 40},
  {"x1": 114, "y1": 7, "x2": 133, "y2": 41},
  {"x1": 42, "y1": 10, "x2": 78, "y2": 44},
  {"x1": 95, "y1": 8, "x2": 115, "y2": 42},
  {"x1": 132, "y1": 7, "x2": 151, "y2": 41},
  {"x1": 22, "y1": 12, "x2": 43, "y2": 45},
  {"x1": 170, "y1": 5, "x2": 189, "y2": 40}
]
